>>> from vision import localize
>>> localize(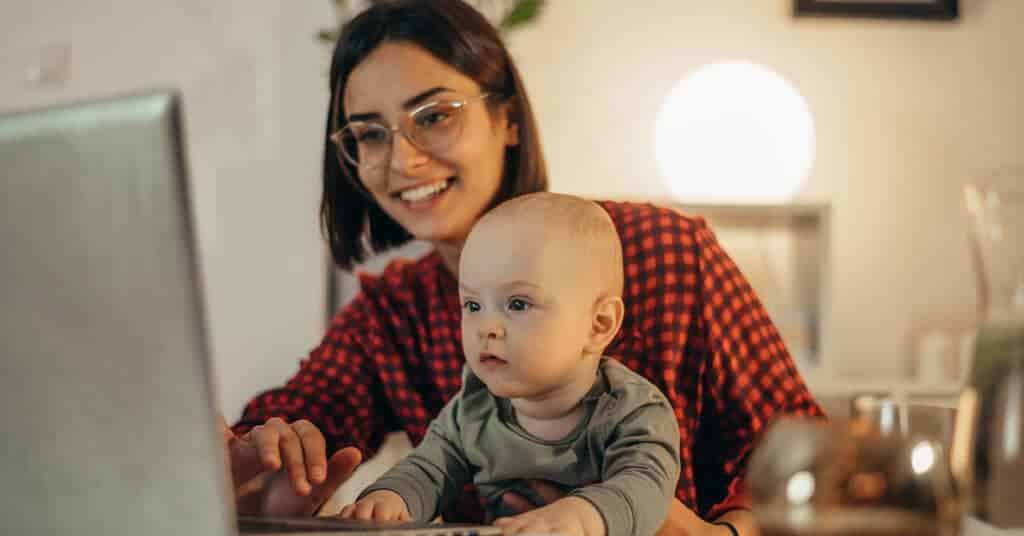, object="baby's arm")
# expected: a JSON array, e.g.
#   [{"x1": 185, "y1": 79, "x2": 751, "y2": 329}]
[
  {"x1": 562, "y1": 396, "x2": 681, "y2": 536},
  {"x1": 339, "y1": 396, "x2": 474, "y2": 522}
]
